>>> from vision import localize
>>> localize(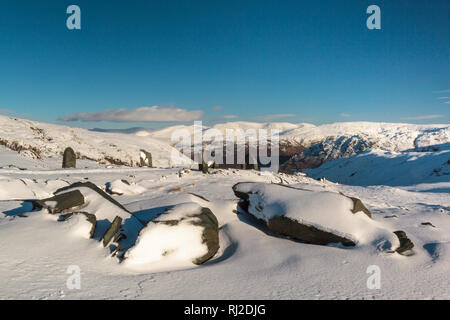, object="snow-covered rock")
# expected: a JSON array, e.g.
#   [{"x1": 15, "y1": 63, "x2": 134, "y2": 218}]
[
  {"x1": 124, "y1": 202, "x2": 219, "y2": 269},
  {"x1": 233, "y1": 182, "x2": 413, "y2": 254},
  {"x1": 105, "y1": 179, "x2": 147, "y2": 196}
]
